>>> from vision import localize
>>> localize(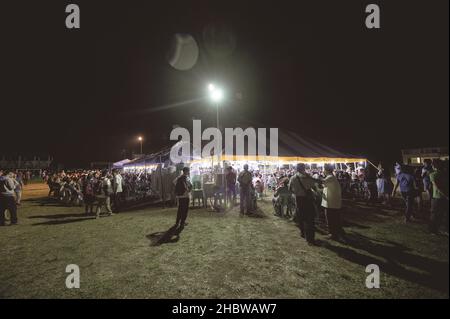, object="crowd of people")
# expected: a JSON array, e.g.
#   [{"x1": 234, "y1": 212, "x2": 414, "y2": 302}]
[
  {"x1": 1, "y1": 159, "x2": 449, "y2": 245},
  {"x1": 43, "y1": 169, "x2": 157, "y2": 217},
  {"x1": 218, "y1": 159, "x2": 449, "y2": 245},
  {"x1": 0, "y1": 170, "x2": 22, "y2": 226},
  {"x1": 0, "y1": 168, "x2": 157, "y2": 225}
]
